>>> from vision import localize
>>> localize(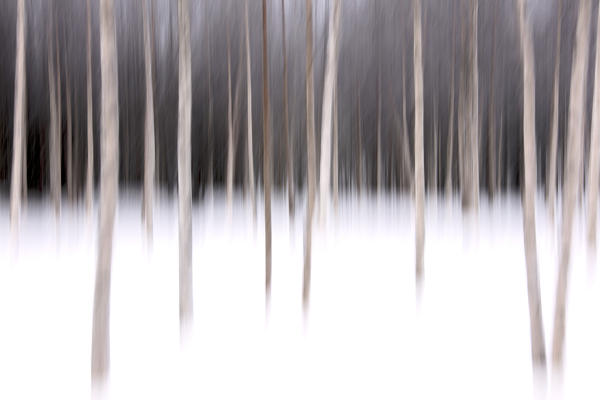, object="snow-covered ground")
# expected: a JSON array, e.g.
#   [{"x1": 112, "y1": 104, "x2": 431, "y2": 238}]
[{"x1": 0, "y1": 189, "x2": 598, "y2": 399}]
